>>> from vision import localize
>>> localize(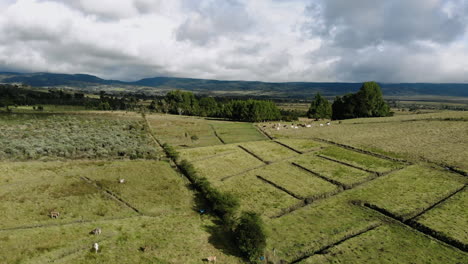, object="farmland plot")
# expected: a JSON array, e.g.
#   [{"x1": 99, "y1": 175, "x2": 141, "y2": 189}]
[
  {"x1": 210, "y1": 122, "x2": 266, "y2": 143},
  {"x1": 254, "y1": 162, "x2": 339, "y2": 199},
  {"x1": 318, "y1": 146, "x2": 404, "y2": 174},
  {"x1": 67, "y1": 160, "x2": 193, "y2": 216},
  {"x1": 0, "y1": 113, "x2": 158, "y2": 160},
  {"x1": 219, "y1": 173, "x2": 299, "y2": 218},
  {"x1": 298, "y1": 224, "x2": 467, "y2": 264},
  {"x1": 191, "y1": 148, "x2": 265, "y2": 182},
  {"x1": 274, "y1": 138, "x2": 324, "y2": 153},
  {"x1": 292, "y1": 153, "x2": 373, "y2": 188},
  {"x1": 0, "y1": 161, "x2": 136, "y2": 229},
  {"x1": 239, "y1": 140, "x2": 299, "y2": 163},
  {"x1": 415, "y1": 188, "x2": 467, "y2": 245},
  {"x1": 266, "y1": 195, "x2": 381, "y2": 263},
  {"x1": 178, "y1": 144, "x2": 238, "y2": 162},
  {"x1": 347, "y1": 165, "x2": 466, "y2": 220}
]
